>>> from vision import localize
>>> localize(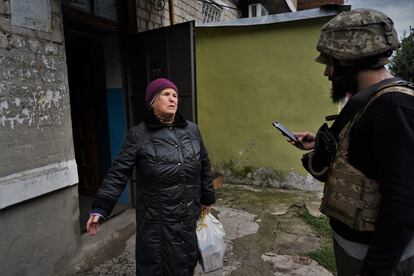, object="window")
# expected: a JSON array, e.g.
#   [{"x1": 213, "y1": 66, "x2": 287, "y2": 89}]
[
  {"x1": 248, "y1": 3, "x2": 268, "y2": 18},
  {"x1": 62, "y1": 0, "x2": 90, "y2": 12},
  {"x1": 202, "y1": 2, "x2": 223, "y2": 23},
  {"x1": 251, "y1": 5, "x2": 257, "y2": 17},
  {"x1": 94, "y1": 0, "x2": 117, "y2": 21},
  {"x1": 62, "y1": 0, "x2": 117, "y2": 22}
]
